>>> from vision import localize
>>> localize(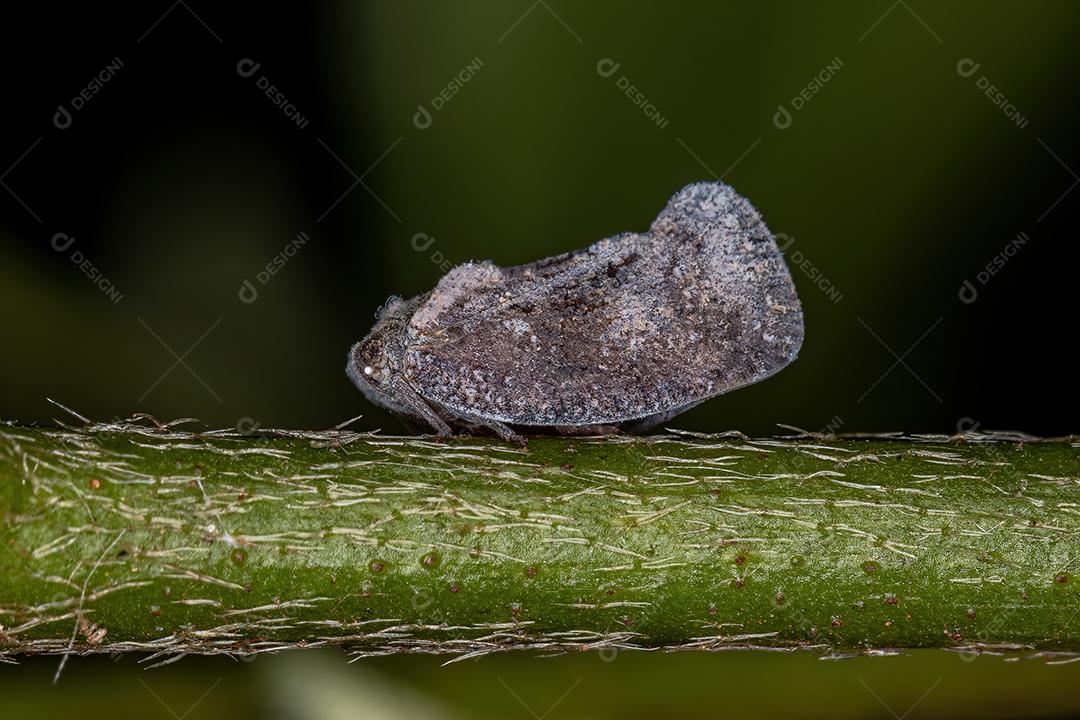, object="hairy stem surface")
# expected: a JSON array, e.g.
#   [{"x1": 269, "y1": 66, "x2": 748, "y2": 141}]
[{"x1": 1, "y1": 422, "x2": 1079, "y2": 663}]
